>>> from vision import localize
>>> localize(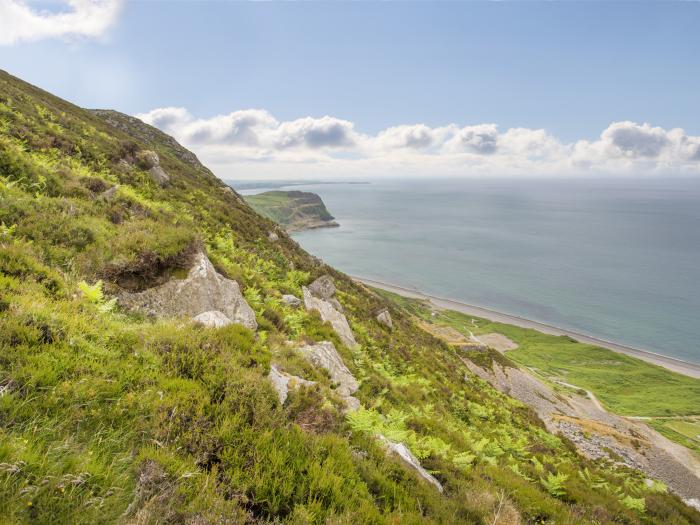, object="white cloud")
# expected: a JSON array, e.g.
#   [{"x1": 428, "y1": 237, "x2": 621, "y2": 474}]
[
  {"x1": 135, "y1": 107, "x2": 700, "y2": 178},
  {"x1": 0, "y1": 0, "x2": 122, "y2": 45}
]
